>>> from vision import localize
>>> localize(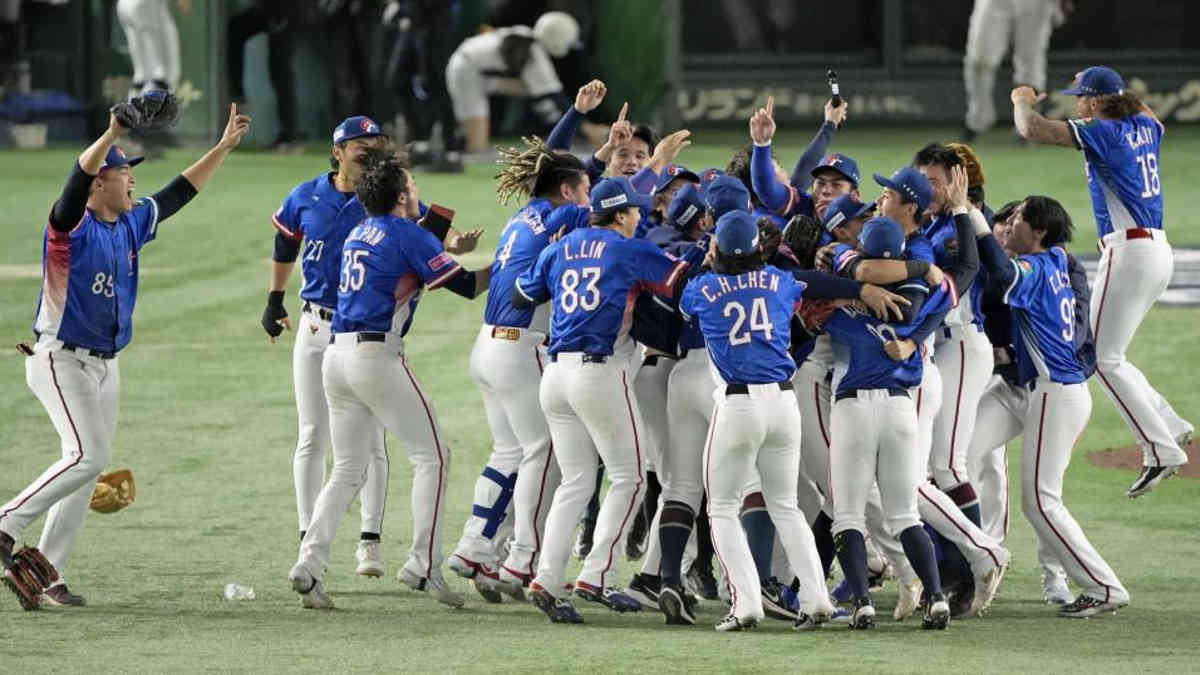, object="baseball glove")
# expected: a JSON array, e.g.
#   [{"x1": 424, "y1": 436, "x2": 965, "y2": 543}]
[
  {"x1": 111, "y1": 90, "x2": 182, "y2": 132},
  {"x1": 90, "y1": 469, "x2": 136, "y2": 514},
  {"x1": 946, "y1": 142, "x2": 985, "y2": 188},
  {"x1": 3, "y1": 546, "x2": 59, "y2": 611},
  {"x1": 782, "y1": 214, "x2": 825, "y2": 270},
  {"x1": 797, "y1": 299, "x2": 839, "y2": 332}
]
